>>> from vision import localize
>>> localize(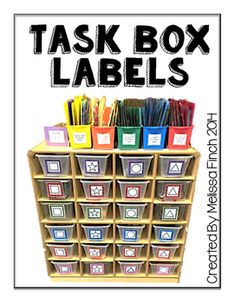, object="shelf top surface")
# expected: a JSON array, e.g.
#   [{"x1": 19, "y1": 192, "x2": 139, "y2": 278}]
[{"x1": 30, "y1": 140, "x2": 199, "y2": 155}]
